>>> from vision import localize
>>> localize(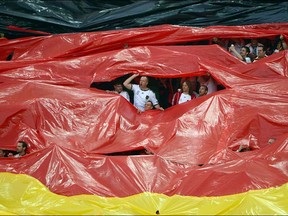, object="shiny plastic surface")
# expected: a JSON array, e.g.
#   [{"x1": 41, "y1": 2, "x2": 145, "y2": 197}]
[
  {"x1": 1, "y1": 1, "x2": 288, "y2": 38},
  {"x1": 1, "y1": 172, "x2": 288, "y2": 215},
  {"x1": 0, "y1": 24, "x2": 288, "y2": 214}
]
